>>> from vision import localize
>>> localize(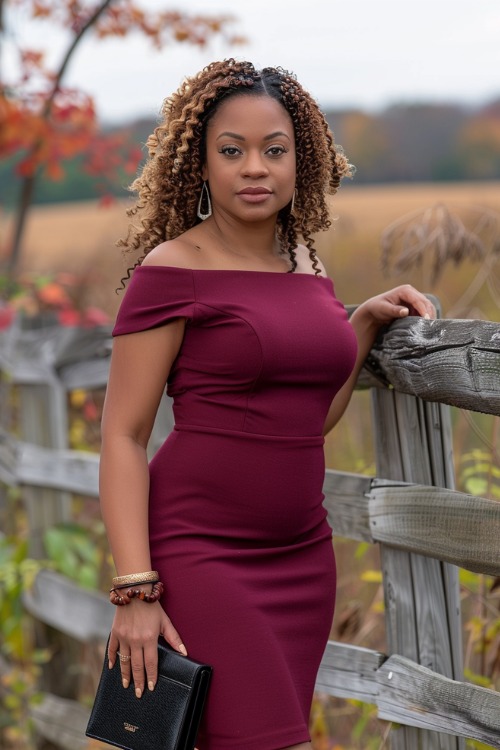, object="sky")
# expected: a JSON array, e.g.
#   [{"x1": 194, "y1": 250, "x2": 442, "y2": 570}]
[{"x1": 5, "y1": 0, "x2": 500, "y2": 123}]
